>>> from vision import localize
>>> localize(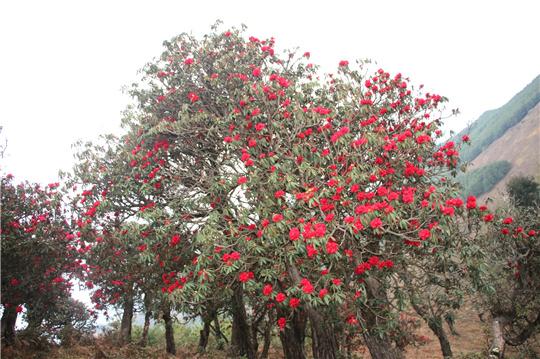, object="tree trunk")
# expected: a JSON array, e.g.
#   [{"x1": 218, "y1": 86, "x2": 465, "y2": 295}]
[
  {"x1": 278, "y1": 309, "x2": 307, "y2": 359},
  {"x1": 163, "y1": 305, "x2": 176, "y2": 355},
  {"x1": 427, "y1": 317, "x2": 453, "y2": 358},
  {"x1": 1, "y1": 305, "x2": 18, "y2": 345},
  {"x1": 285, "y1": 263, "x2": 338, "y2": 359},
  {"x1": 213, "y1": 315, "x2": 227, "y2": 350},
  {"x1": 119, "y1": 293, "x2": 134, "y2": 345},
  {"x1": 362, "y1": 278, "x2": 404, "y2": 359},
  {"x1": 410, "y1": 301, "x2": 453, "y2": 358},
  {"x1": 489, "y1": 316, "x2": 509, "y2": 358},
  {"x1": 21, "y1": 305, "x2": 44, "y2": 338},
  {"x1": 198, "y1": 311, "x2": 213, "y2": 353},
  {"x1": 363, "y1": 334, "x2": 404, "y2": 359},
  {"x1": 138, "y1": 292, "x2": 152, "y2": 347},
  {"x1": 309, "y1": 309, "x2": 339, "y2": 359},
  {"x1": 138, "y1": 309, "x2": 152, "y2": 347},
  {"x1": 229, "y1": 285, "x2": 257, "y2": 359},
  {"x1": 260, "y1": 311, "x2": 274, "y2": 359}
]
